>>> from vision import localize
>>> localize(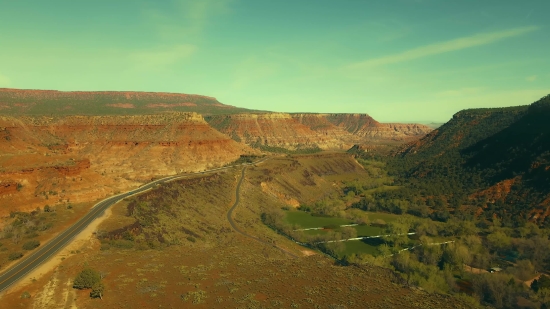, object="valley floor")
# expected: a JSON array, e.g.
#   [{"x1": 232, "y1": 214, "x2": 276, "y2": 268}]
[{"x1": 0, "y1": 154, "x2": 474, "y2": 308}]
